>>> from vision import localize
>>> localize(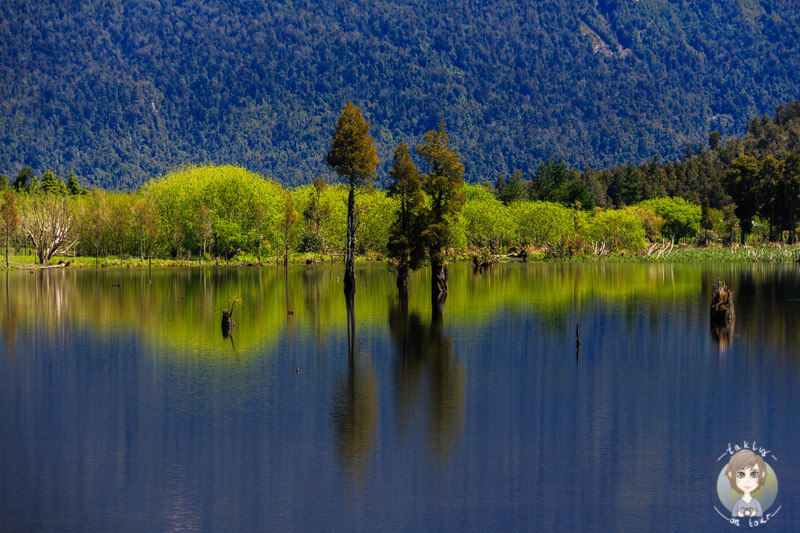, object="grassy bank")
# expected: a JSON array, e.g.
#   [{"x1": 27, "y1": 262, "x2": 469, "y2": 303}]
[{"x1": 5, "y1": 244, "x2": 799, "y2": 271}]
